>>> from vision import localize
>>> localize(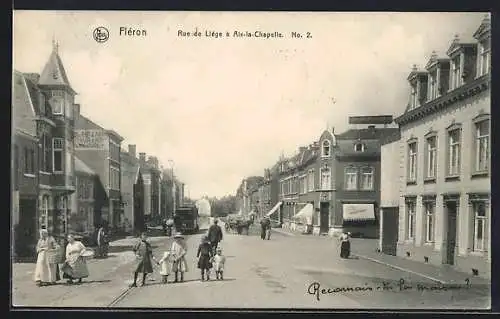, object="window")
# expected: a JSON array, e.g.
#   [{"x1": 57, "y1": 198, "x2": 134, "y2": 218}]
[
  {"x1": 110, "y1": 166, "x2": 120, "y2": 190},
  {"x1": 428, "y1": 71, "x2": 438, "y2": 100},
  {"x1": 425, "y1": 136, "x2": 437, "y2": 179},
  {"x1": 475, "y1": 120, "x2": 489, "y2": 172},
  {"x1": 52, "y1": 138, "x2": 64, "y2": 172},
  {"x1": 51, "y1": 97, "x2": 64, "y2": 115},
  {"x1": 479, "y1": 40, "x2": 490, "y2": 76},
  {"x1": 14, "y1": 145, "x2": 19, "y2": 180},
  {"x1": 354, "y1": 143, "x2": 365, "y2": 152},
  {"x1": 301, "y1": 176, "x2": 307, "y2": 194},
  {"x1": 408, "y1": 142, "x2": 418, "y2": 182},
  {"x1": 447, "y1": 129, "x2": 461, "y2": 176},
  {"x1": 307, "y1": 169, "x2": 315, "y2": 192},
  {"x1": 42, "y1": 135, "x2": 51, "y2": 172},
  {"x1": 40, "y1": 195, "x2": 49, "y2": 230},
  {"x1": 281, "y1": 182, "x2": 285, "y2": 195},
  {"x1": 472, "y1": 202, "x2": 487, "y2": 252},
  {"x1": 322, "y1": 140, "x2": 331, "y2": 157},
  {"x1": 450, "y1": 56, "x2": 461, "y2": 90},
  {"x1": 410, "y1": 85, "x2": 418, "y2": 109},
  {"x1": 24, "y1": 147, "x2": 34, "y2": 174},
  {"x1": 406, "y1": 200, "x2": 416, "y2": 240},
  {"x1": 424, "y1": 201, "x2": 435, "y2": 243},
  {"x1": 345, "y1": 166, "x2": 357, "y2": 190},
  {"x1": 320, "y1": 165, "x2": 331, "y2": 190},
  {"x1": 110, "y1": 142, "x2": 120, "y2": 162},
  {"x1": 361, "y1": 167, "x2": 374, "y2": 190}
]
